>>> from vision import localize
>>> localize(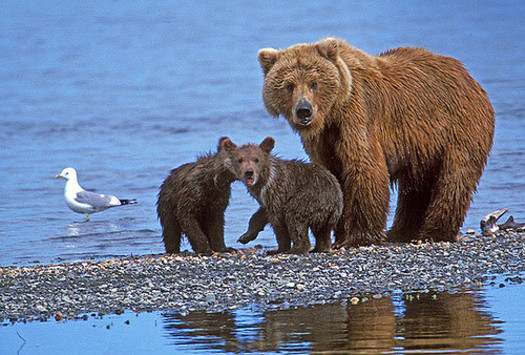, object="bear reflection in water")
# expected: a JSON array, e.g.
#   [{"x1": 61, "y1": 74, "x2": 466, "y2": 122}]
[{"x1": 162, "y1": 292, "x2": 502, "y2": 353}]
